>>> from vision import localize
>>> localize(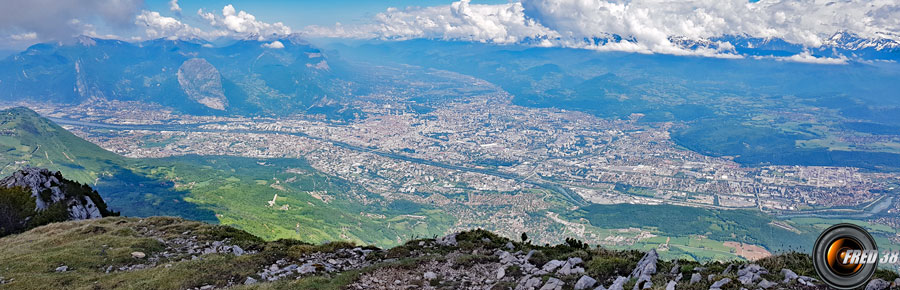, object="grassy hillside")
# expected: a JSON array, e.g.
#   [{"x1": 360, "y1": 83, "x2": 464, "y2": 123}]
[
  {"x1": 0, "y1": 217, "x2": 896, "y2": 289},
  {"x1": 0, "y1": 107, "x2": 450, "y2": 247},
  {"x1": 0, "y1": 107, "x2": 123, "y2": 183}
]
